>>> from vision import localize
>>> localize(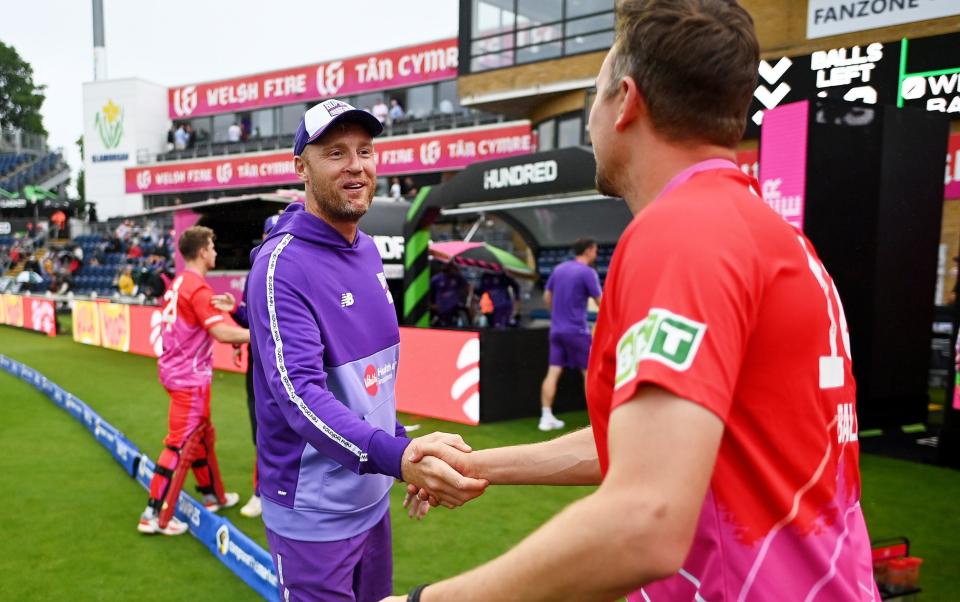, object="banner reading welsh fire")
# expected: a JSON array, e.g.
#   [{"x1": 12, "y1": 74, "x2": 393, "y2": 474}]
[
  {"x1": 125, "y1": 122, "x2": 534, "y2": 195},
  {"x1": 169, "y1": 39, "x2": 457, "y2": 119}
]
